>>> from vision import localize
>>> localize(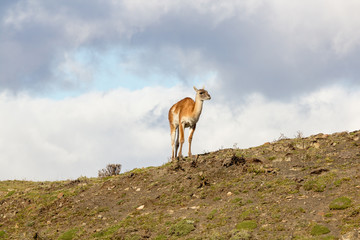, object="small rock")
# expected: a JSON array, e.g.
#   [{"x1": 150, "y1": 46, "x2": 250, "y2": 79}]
[
  {"x1": 136, "y1": 188, "x2": 141, "y2": 192},
  {"x1": 190, "y1": 206, "x2": 200, "y2": 210},
  {"x1": 311, "y1": 168, "x2": 329, "y2": 175},
  {"x1": 227, "y1": 192, "x2": 233, "y2": 196},
  {"x1": 223, "y1": 155, "x2": 245, "y2": 167},
  {"x1": 315, "y1": 133, "x2": 328, "y2": 139},
  {"x1": 136, "y1": 205, "x2": 145, "y2": 210},
  {"x1": 251, "y1": 158, "x2": 263, "y2": 163},
  {"x1": 168, "y1": 210, "x2": 174, "y2": 214},
  {"x1": 312, "y1": 142, "x2": 321, "y2": 149},
  {"x1": 341, "y1": 229, "x2": 359, "y2": 240}
]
